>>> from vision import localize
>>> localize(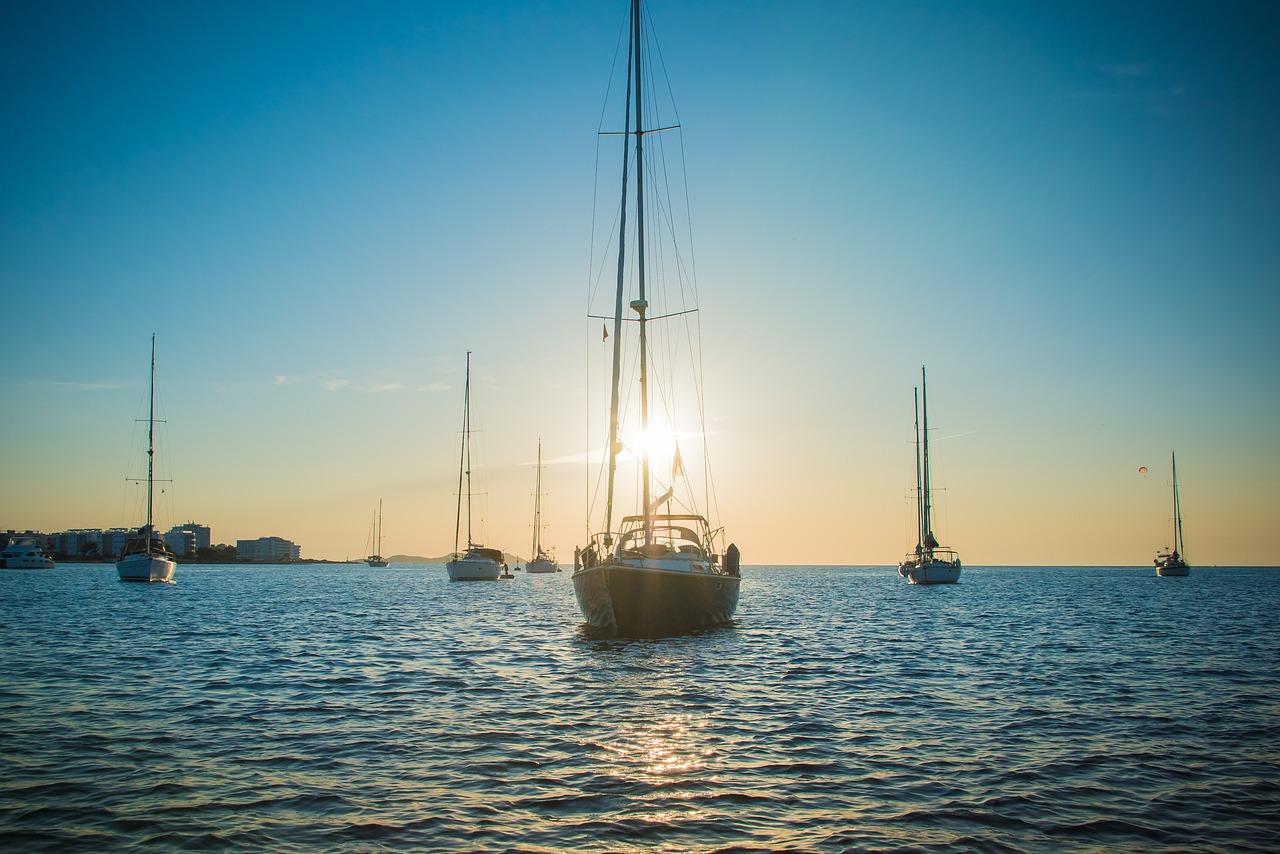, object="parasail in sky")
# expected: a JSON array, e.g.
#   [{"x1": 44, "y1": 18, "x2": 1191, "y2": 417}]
[{"x1": 1138, "y1": 466, "x2": 1148, "y2": 476}]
